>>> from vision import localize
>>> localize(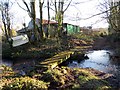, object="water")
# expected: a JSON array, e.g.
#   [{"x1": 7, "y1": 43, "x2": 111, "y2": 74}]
[
  {"x1": 1, "y1": 50, "x2": 120, "y2": 74},
  {"x1": 68, "y1": 50, "x2": 120, "y2": 74}
]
